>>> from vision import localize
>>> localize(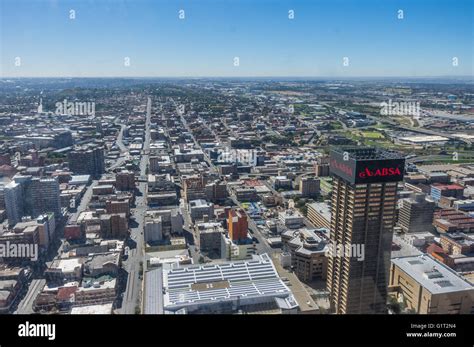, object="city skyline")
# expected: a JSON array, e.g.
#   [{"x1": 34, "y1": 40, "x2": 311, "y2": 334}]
[{"x1": 1, "y1": 0, "x2": 473, "y2": 78}]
